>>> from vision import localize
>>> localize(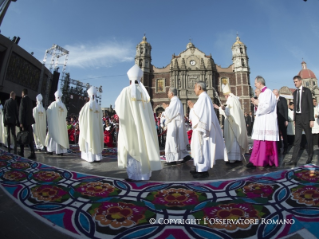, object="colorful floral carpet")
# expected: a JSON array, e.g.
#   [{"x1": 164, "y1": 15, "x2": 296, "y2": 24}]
[{"x1": 1, "y1": 149, "x2": 319, "y2": 238}]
